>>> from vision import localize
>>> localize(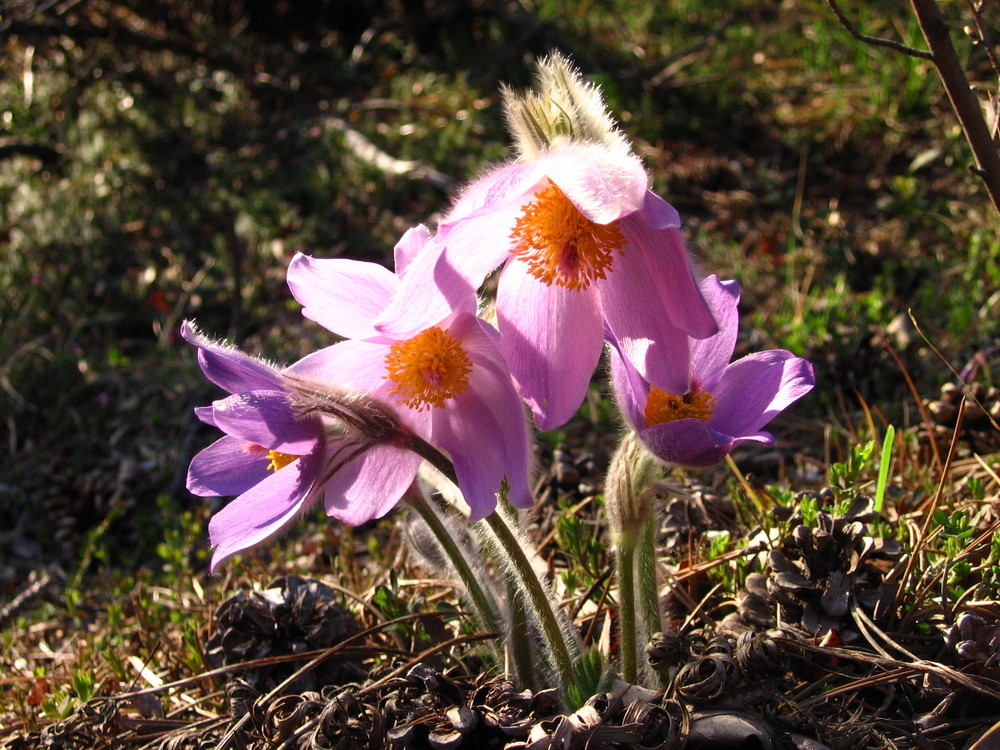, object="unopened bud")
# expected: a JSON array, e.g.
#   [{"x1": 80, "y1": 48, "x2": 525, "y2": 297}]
[
  {"x1": 503, "y1": 51, "x2": 630, "y2": 160},
  {"x1": 605, "y1": 432, "x2": 661, "y2": 542}
]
